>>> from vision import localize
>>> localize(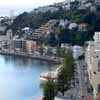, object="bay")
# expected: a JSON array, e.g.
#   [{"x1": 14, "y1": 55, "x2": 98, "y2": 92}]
[{"x1": 0, "y1": 55, "x2": 54, "y2": 100}]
